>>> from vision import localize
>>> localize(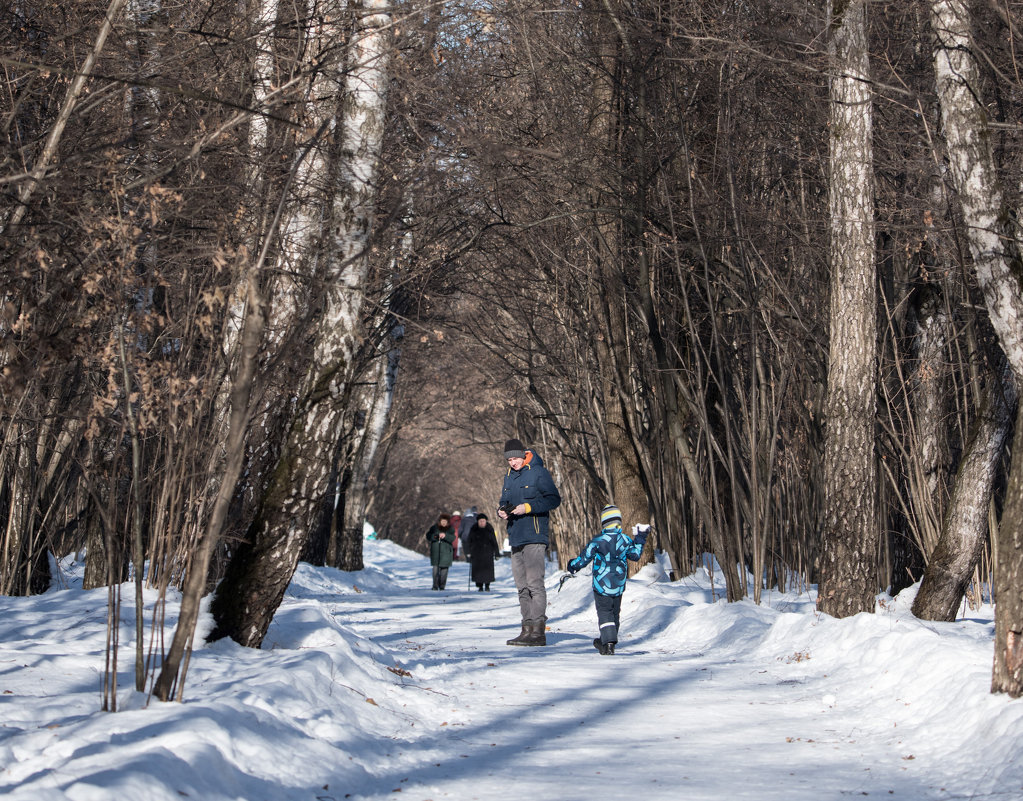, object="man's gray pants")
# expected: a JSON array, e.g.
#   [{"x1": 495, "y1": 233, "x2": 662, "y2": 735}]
[{"x1": 510, "y1": 543, "x2": 547, "y2": 621}]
